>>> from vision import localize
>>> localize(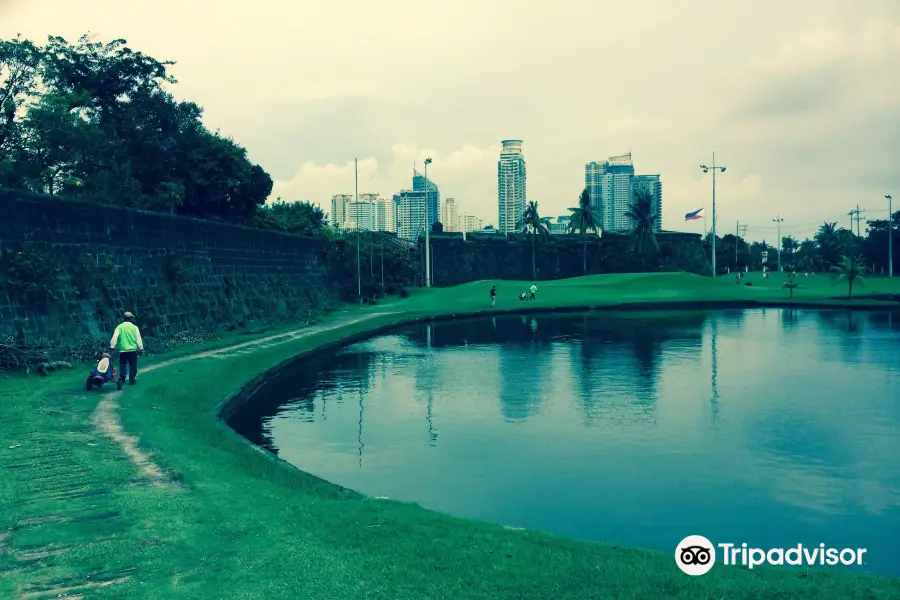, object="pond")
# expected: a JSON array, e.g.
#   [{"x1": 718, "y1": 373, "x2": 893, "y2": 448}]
[{"x1": 228, "y1": 309, "x2": 900, "y2": 575}]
